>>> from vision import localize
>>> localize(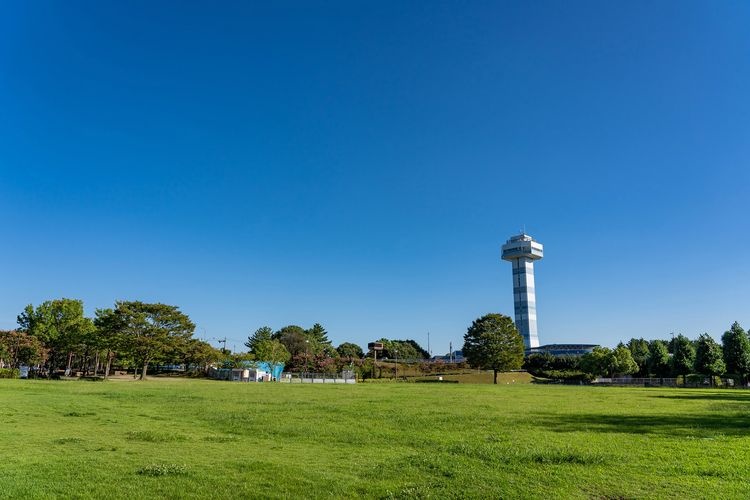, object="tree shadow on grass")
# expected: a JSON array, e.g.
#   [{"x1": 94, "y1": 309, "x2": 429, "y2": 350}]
[
  {"x1": 654, "y1": 391, "x2": 750, "y2": 403},
  {"x1": 536, "y1": 412, "x2": 750, "y2": 437}
]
